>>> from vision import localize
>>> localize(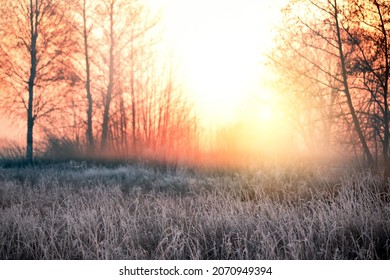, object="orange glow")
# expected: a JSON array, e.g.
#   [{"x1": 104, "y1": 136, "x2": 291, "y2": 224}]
[
  {"x1": 149, "y1": 0, "x2": 287, "y2": 125},
  {"x1": 0, "y1": 0, "x2": 295, "y2": 165},
  {"x1": 136, "y1": 0, "x2": 293, "y2": 163}
]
